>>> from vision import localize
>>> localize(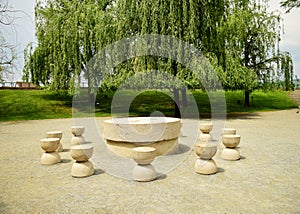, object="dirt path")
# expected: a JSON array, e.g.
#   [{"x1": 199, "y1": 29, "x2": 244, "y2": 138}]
[
  {"x1": 290, "y1": 89, "x2": 300, "y2": 106},
  {"x1": 0, "y1": 109, "x2": 299, "y2": 213}
]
